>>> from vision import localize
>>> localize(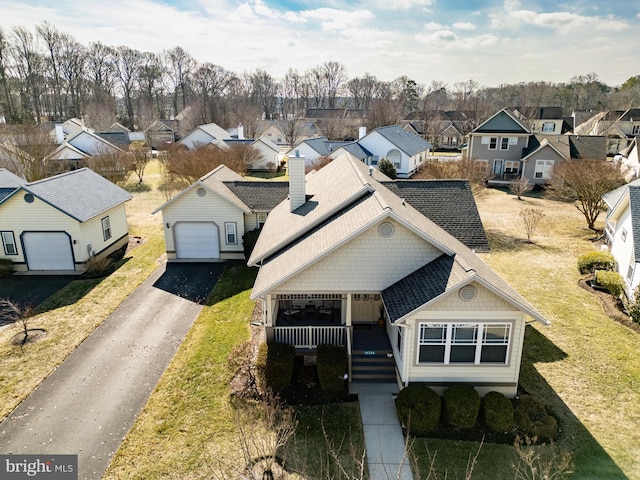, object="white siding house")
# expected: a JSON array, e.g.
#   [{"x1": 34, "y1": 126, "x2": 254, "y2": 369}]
[
  {"x1": 0, "y1": 168, "x2": 131, "y2": 272},
  {"x1": 248, "y1": 153, "x2": 547, "y2": 398}
]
